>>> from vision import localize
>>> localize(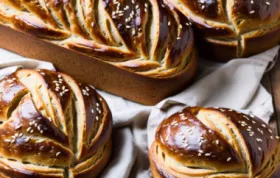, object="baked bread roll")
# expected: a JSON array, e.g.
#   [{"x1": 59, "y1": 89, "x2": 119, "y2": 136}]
[
  {"x1": 0, "y1": 0, "x2": 196, "y2": 78},
  {"x1": 149, "y1": 107, "x2": 280, "y2": 177},
  {"x1": 0, "y1": 69, "x2": 112, "y2": 178},
  {"x1": 165, "y1": 0, "x2": 280, "y2": 60}
]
